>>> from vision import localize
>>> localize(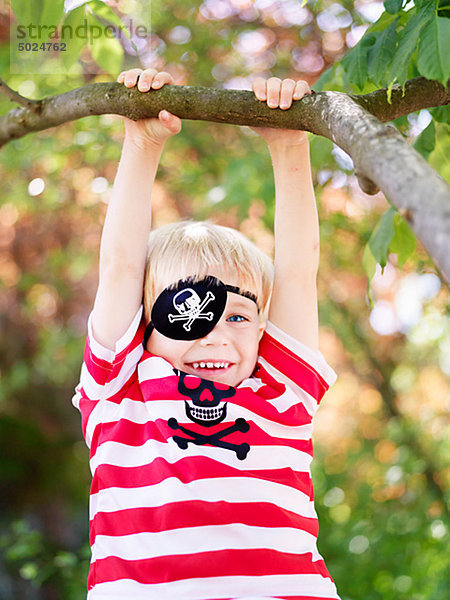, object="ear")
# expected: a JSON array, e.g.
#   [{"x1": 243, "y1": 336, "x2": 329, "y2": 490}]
[{"x1": 258, "y1": 320, "x2": 266, "y2": 341}]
